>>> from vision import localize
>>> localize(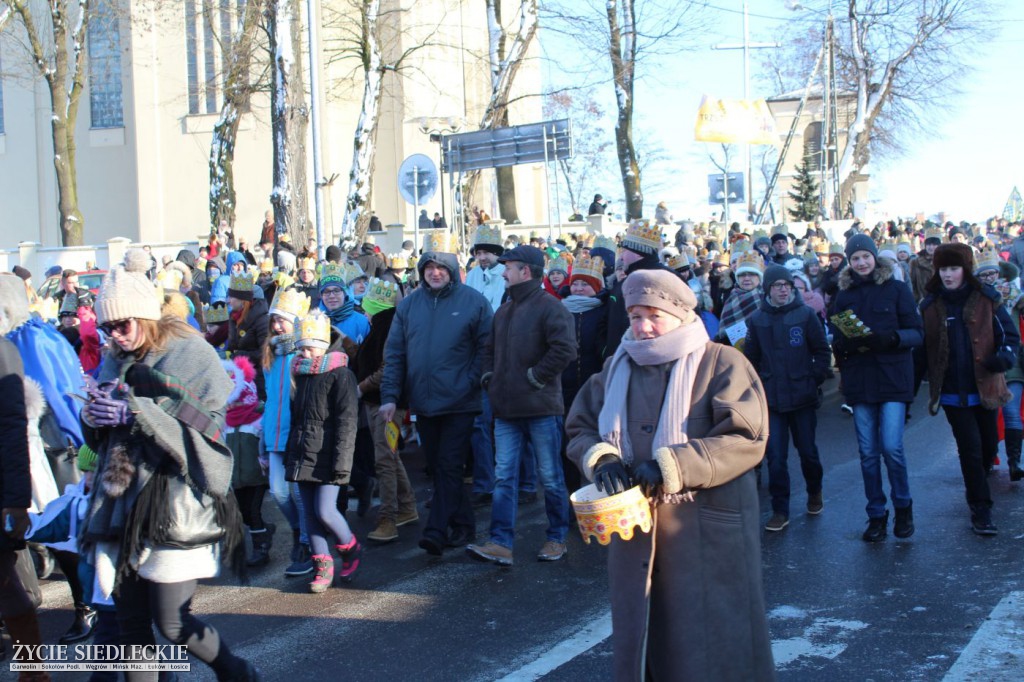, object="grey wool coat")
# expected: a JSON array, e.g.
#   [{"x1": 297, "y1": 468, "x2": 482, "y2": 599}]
[{"x1": 566, "y1": 341, "x2": 775, "y2": 682}]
